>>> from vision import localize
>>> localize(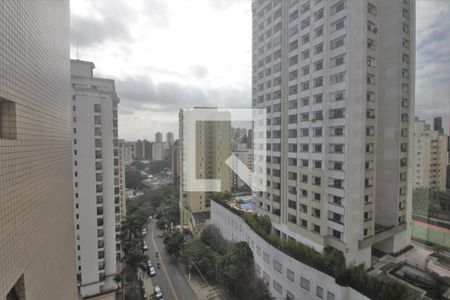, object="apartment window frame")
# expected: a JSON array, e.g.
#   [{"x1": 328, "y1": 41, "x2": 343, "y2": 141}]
[{"x1": 0, "y1": 99, "x2": 17, "y2": 140}]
